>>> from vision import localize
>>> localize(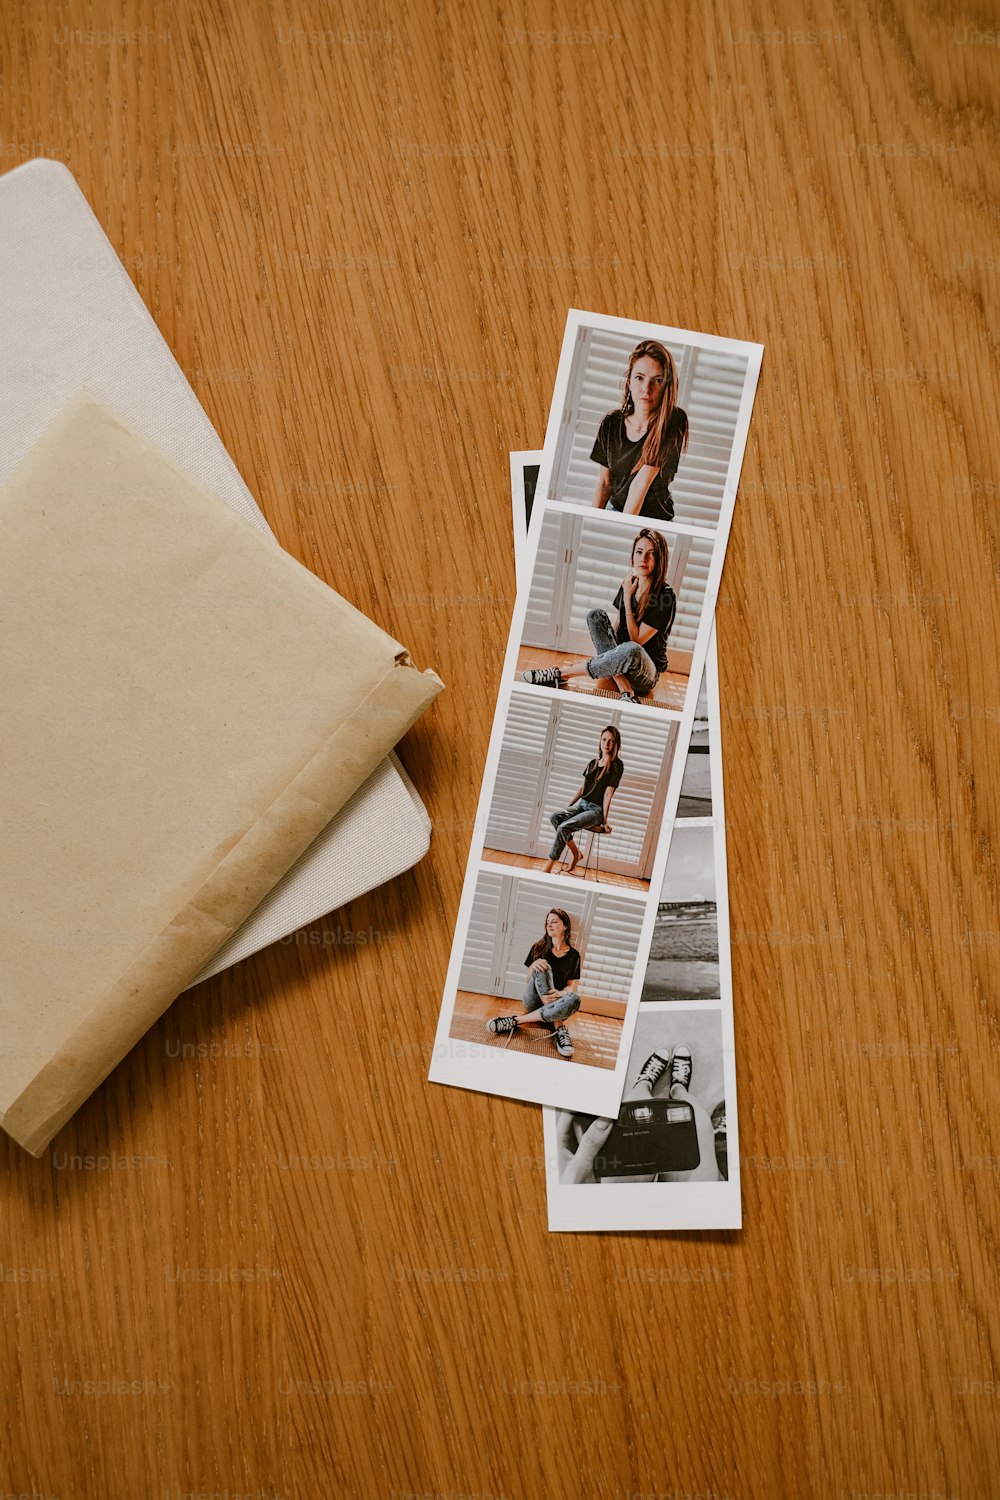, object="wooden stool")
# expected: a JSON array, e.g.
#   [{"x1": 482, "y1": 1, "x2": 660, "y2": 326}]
[{"x1": 580, "y1": 824, "x2": 611, "y2": 882}]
